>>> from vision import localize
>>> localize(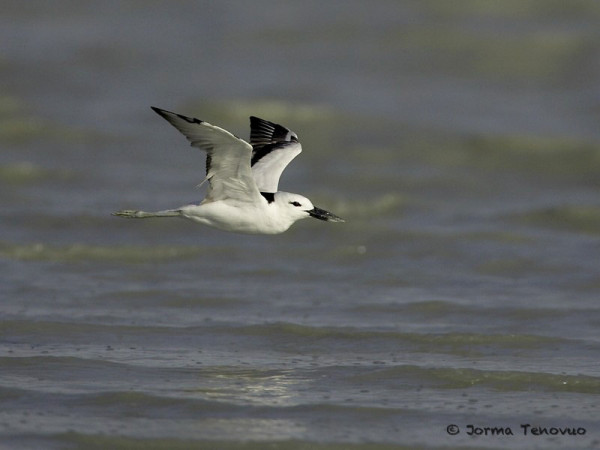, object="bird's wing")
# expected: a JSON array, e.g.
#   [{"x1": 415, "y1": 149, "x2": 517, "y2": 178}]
[
  {"x1": 249, "y1": 116, "x2": 302, "y2": 193},
  {"x1": 152, "y1": 107, "x2": 261, "y2": 203}
]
